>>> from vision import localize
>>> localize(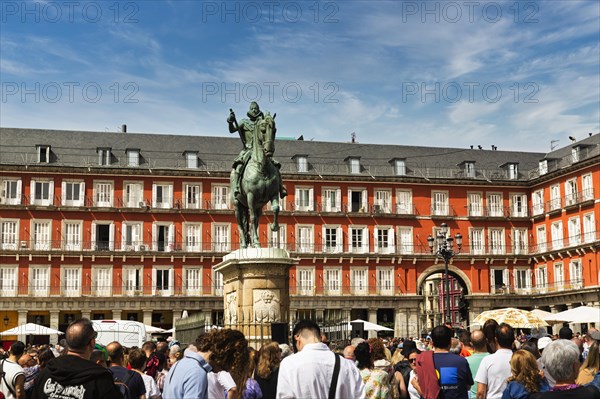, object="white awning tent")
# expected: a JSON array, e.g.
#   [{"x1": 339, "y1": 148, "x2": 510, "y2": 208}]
[
  {"x1": 0, "y1": 323, "x2": 64, "y2": 336},
  {"x1": 543, "y1": 306, "x2": 600, "y2": 324},
  {"x1": 144, "y1": 325, "x2": 167, "y2": 334},
  {"x1": 348, "y1": 319, "x2": 393, "y2": 332}
]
